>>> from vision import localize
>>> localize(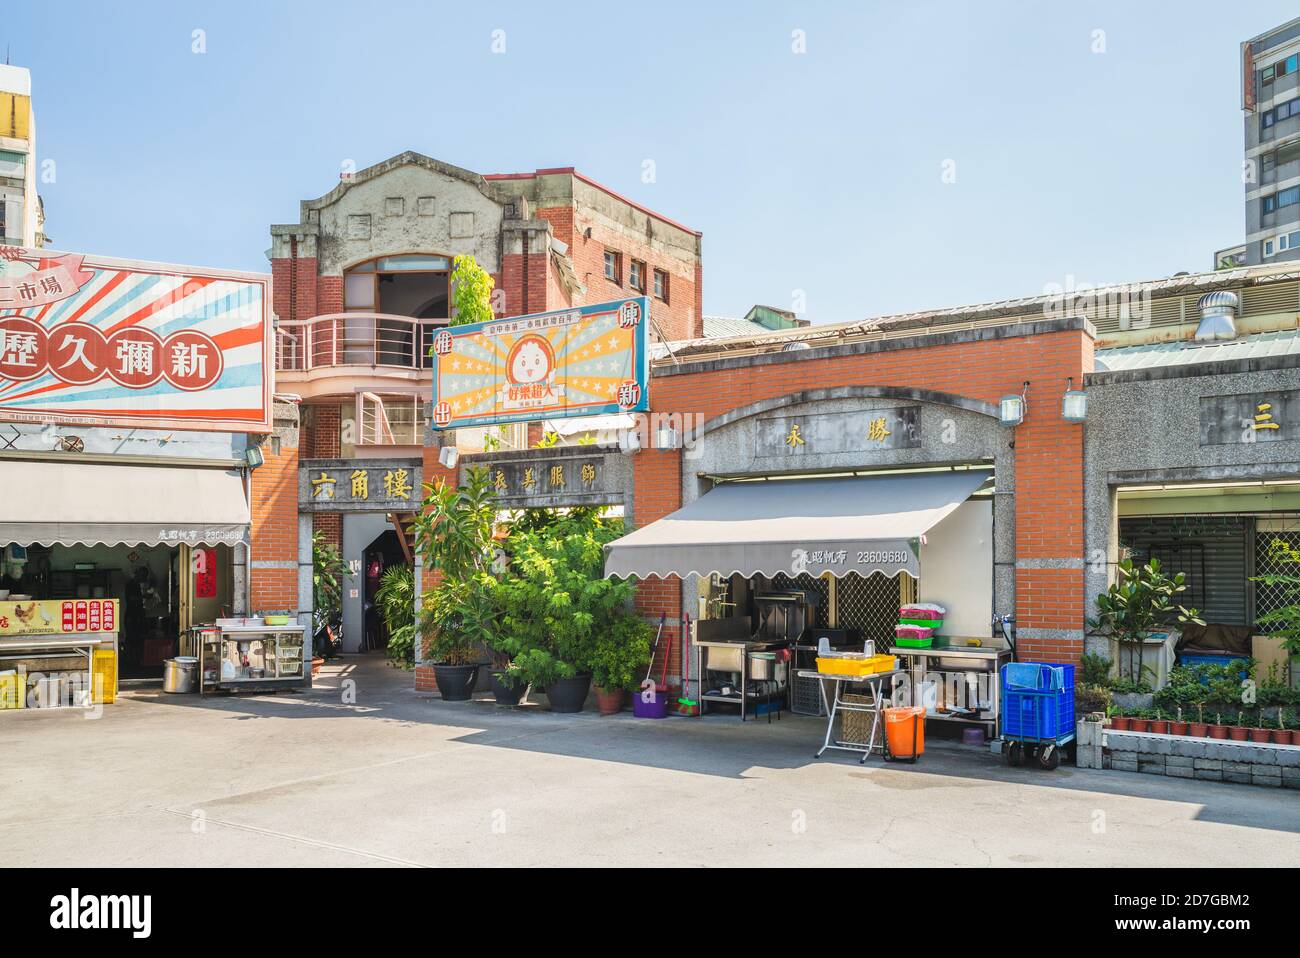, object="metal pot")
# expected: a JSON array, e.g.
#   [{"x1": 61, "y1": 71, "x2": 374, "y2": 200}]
[{"x1": 163, "y1": 657, "x2": 198, "y2": 694}]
